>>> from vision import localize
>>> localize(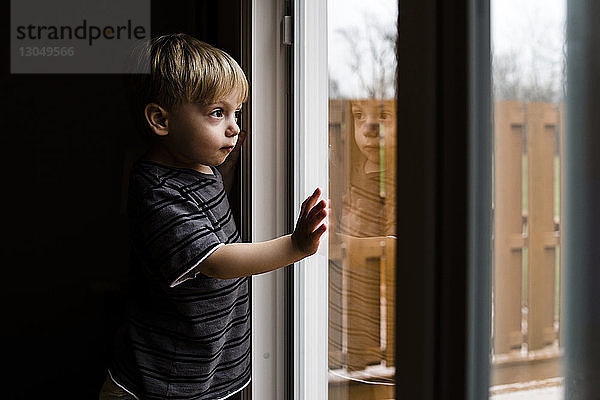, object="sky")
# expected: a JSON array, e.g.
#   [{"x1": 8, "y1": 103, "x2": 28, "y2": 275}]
[
  {"x1": 327, "y1": 0, "x2": 566, "y2": 99},
  {"x1": 491, "y1": 0, "x2": 565, "y2": 54},
  {"x1": 328, "y1": 0, "x2": 397, "y2": 98}
]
